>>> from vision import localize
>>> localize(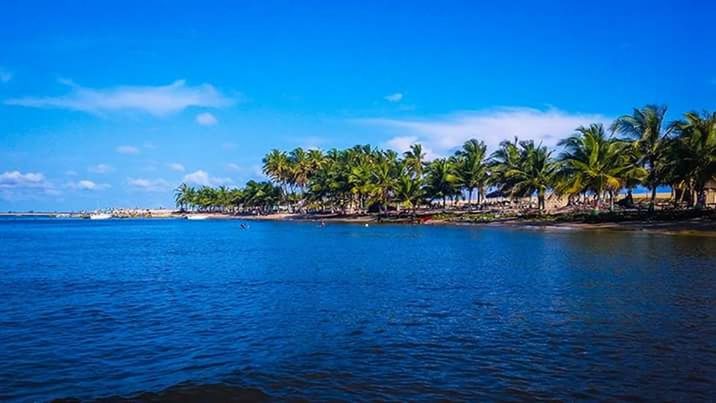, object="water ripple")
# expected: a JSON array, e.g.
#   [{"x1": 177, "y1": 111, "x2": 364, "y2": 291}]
[{"x1": 0, "y1": 218, "x2": 715, "y2": 401}]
